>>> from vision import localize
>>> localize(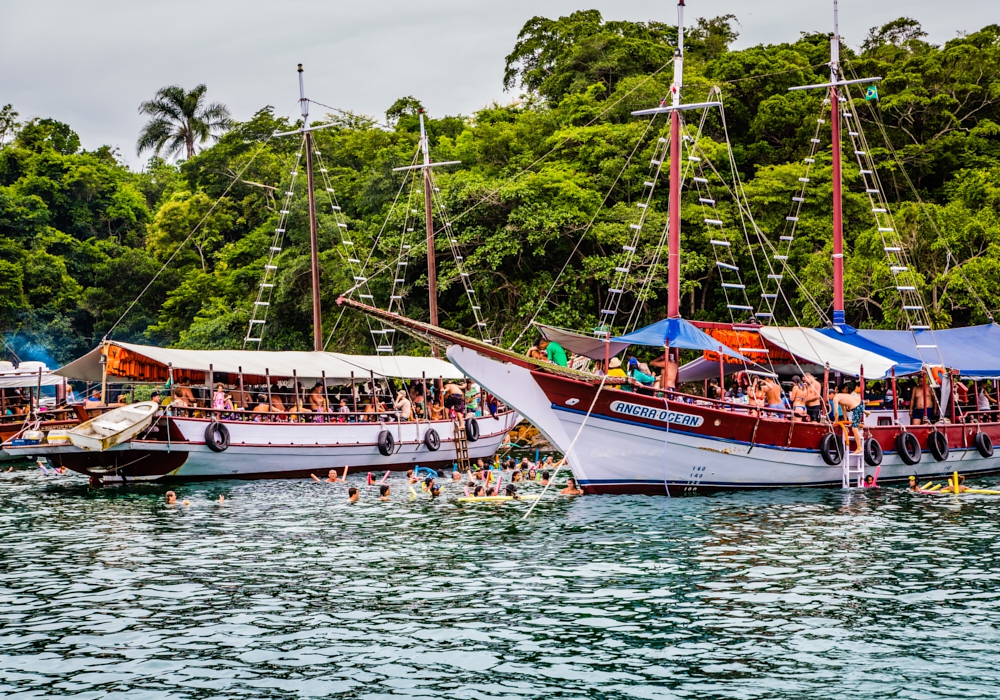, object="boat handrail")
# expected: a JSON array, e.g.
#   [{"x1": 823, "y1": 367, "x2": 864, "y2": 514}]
[{"x1": 163, "y1": 404, "x2": 513, "y2": 424}]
